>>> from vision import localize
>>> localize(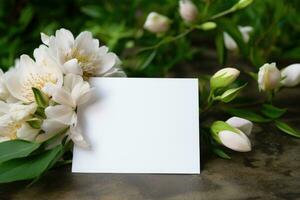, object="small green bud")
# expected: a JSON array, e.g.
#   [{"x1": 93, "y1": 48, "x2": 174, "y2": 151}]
[
  {"x1": 32, "y1": 87, "x2": 49, "y2": 108},
  {"x1": 232, "y1": 0, "x2": 253, "y2": 10},
  {"x1": 219, "y1": 84, "x2": 247, "y2": 103},
  {"x1": 198, "y1": 22, "x2": 217, "y2": 30},
  {"x1": 210, "y1": 68, "x2": 240, "y2": 91}
]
